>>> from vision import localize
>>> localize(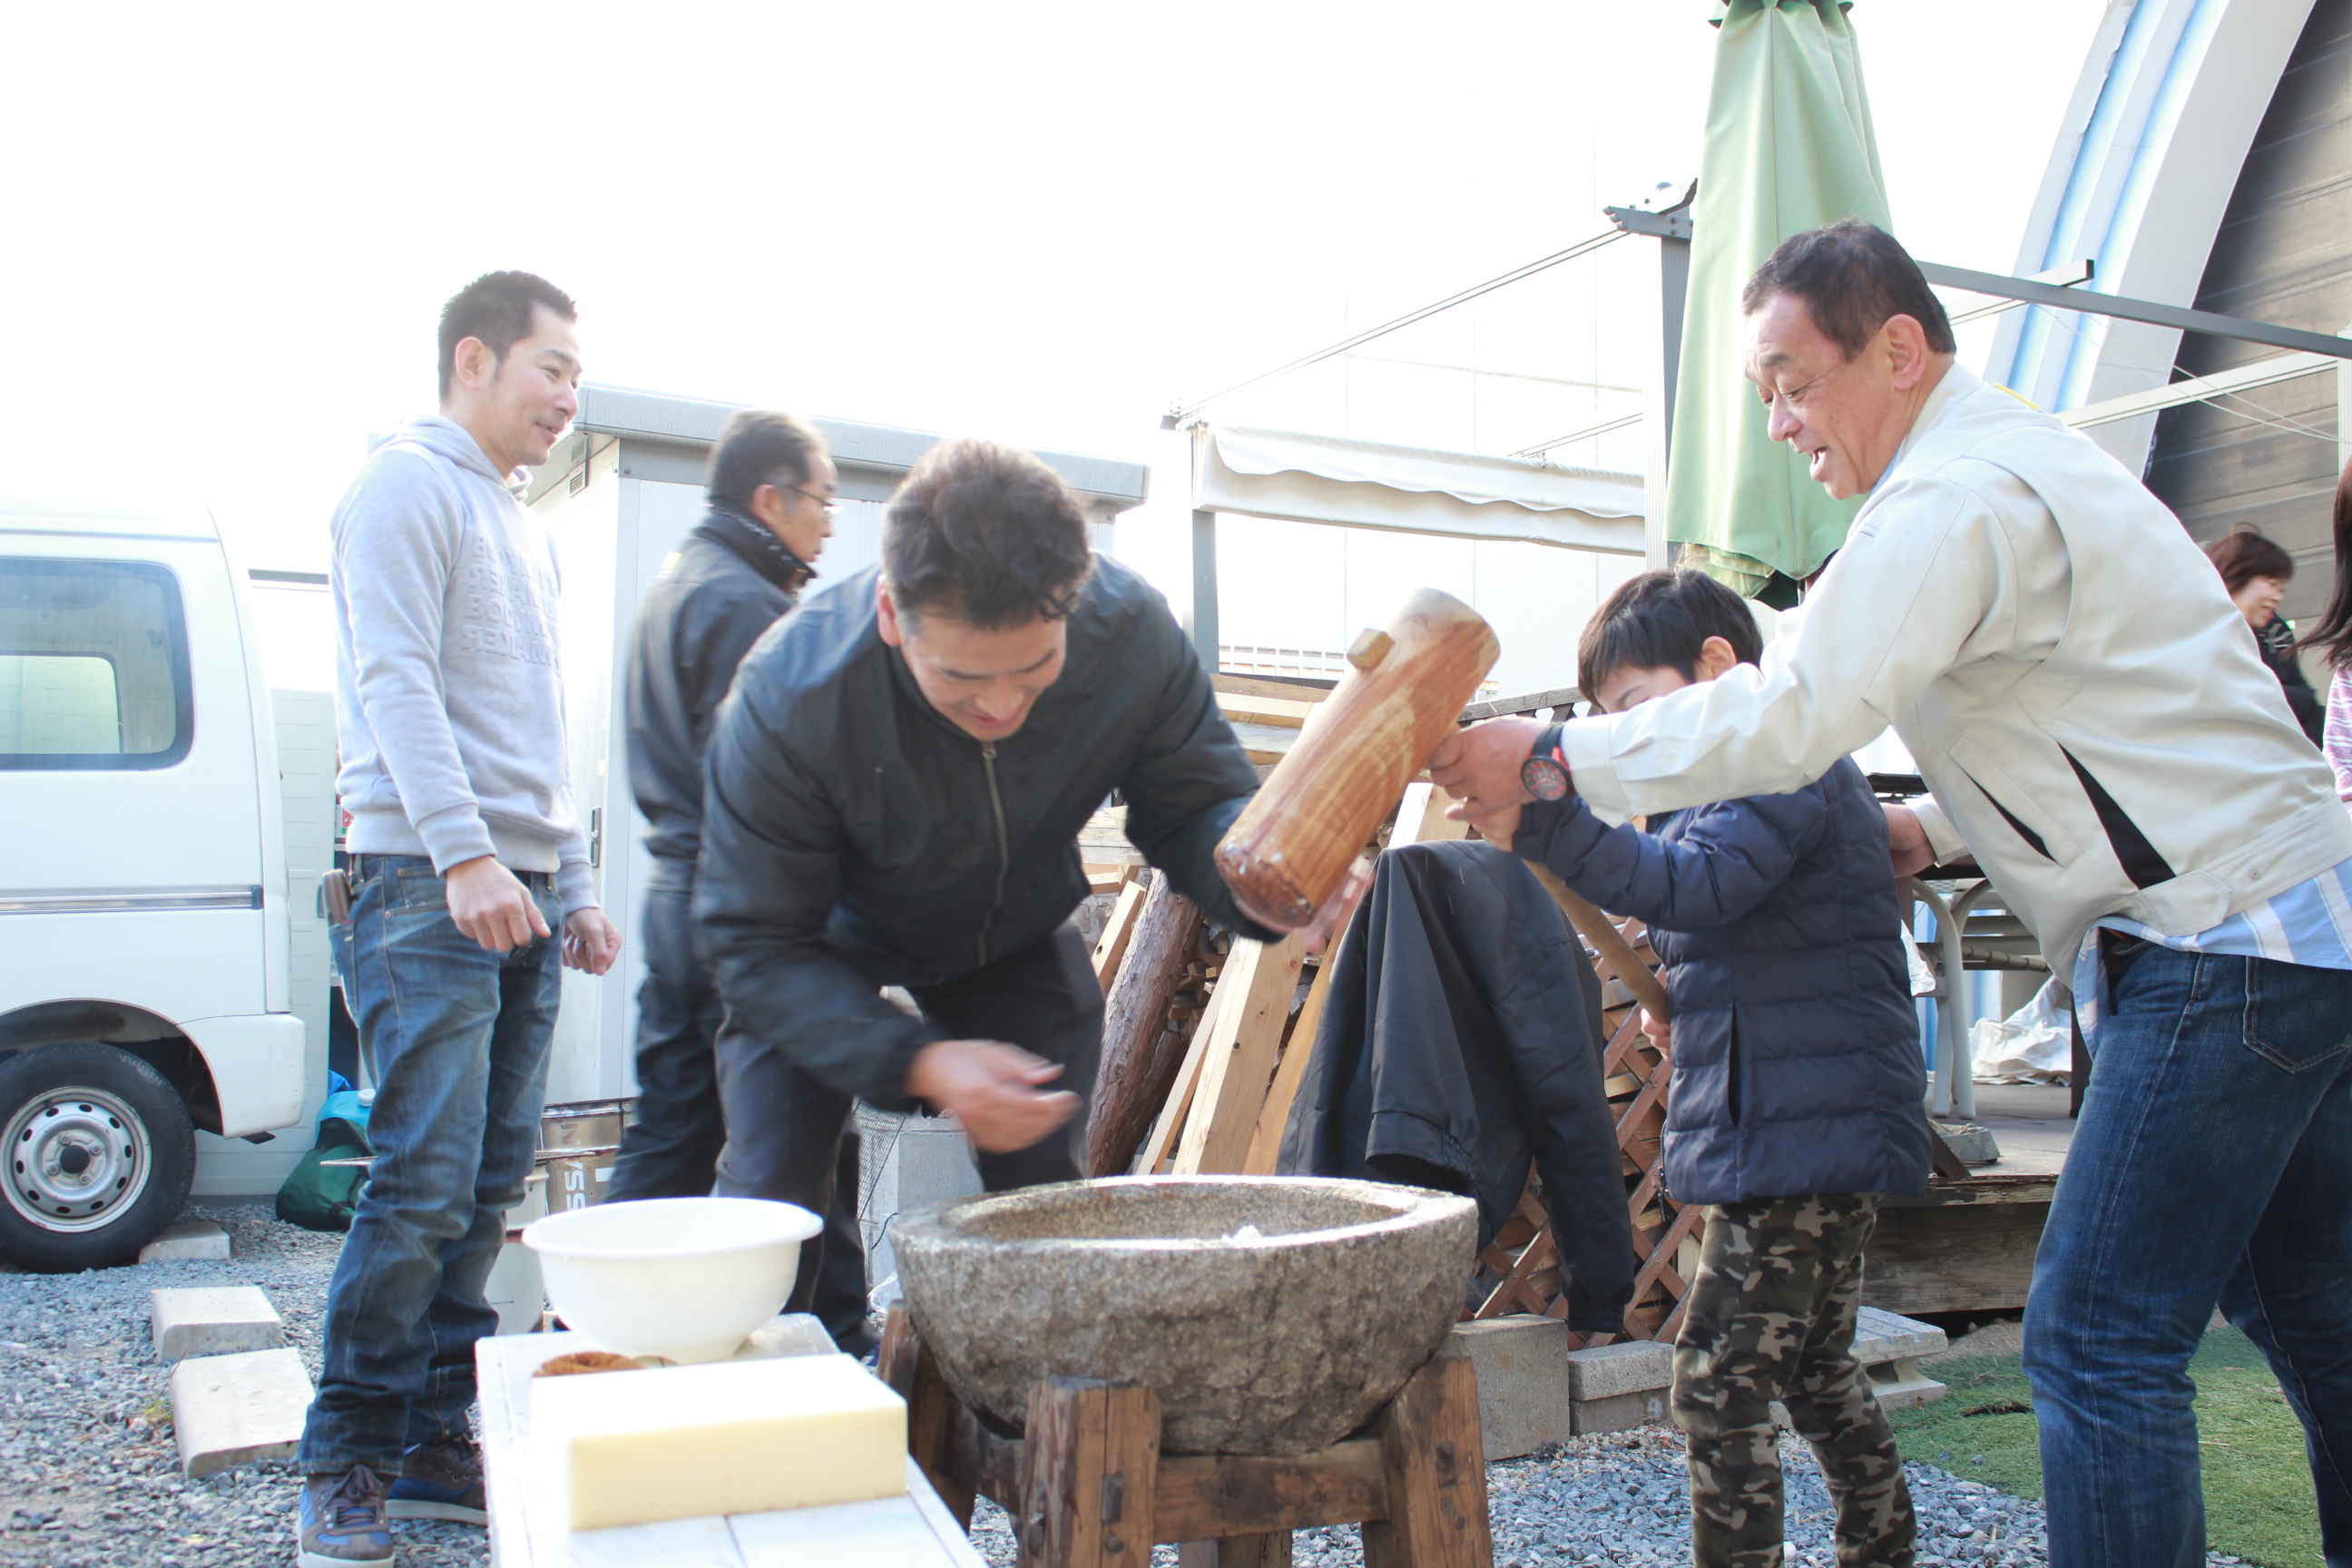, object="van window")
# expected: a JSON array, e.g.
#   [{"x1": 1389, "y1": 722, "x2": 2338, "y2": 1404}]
[{"x1": 0, "y1": 558, "x2": 193, "y2": 769}]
